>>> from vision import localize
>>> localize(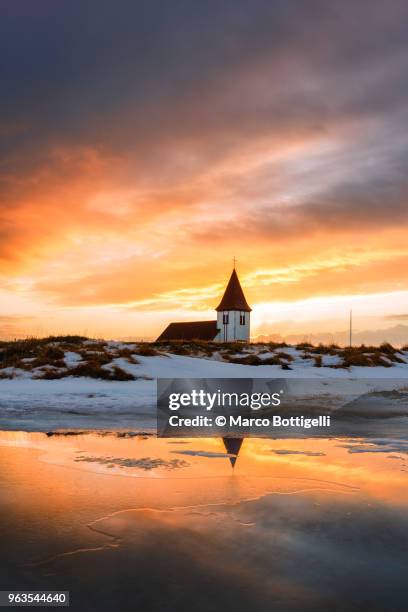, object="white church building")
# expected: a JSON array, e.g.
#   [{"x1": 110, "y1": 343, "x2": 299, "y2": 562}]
[{"x1": 157, "y1": 268, "x2": 251, "y2": 342}]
